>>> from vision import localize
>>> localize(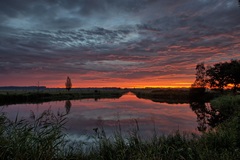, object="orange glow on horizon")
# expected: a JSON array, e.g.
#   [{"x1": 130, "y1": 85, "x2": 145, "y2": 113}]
[
  {"x1": 48, "y1": 81, "x2": 193, "y2": 88},
  {"x1": 0, "y1": 73, "x2": 195, "y2": 89}
]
